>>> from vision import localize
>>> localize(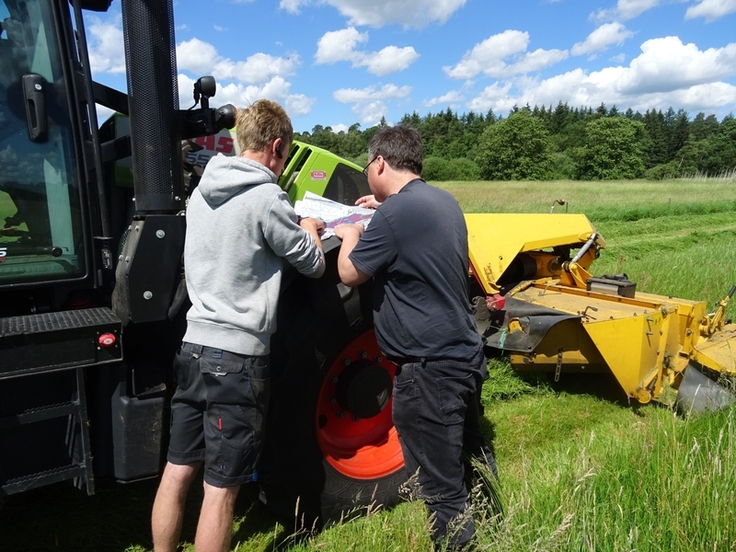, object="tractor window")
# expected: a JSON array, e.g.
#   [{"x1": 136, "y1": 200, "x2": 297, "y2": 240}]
[
  {"x1": 0, "y1": 0, "x2": 85, "y2": 285},
  {"x1": 322, "y1": 163, "x2": 371, "y2": 206}
]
